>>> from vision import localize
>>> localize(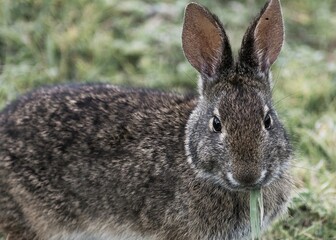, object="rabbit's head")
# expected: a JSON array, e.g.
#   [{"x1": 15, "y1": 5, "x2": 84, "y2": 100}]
[{"x1": 183, "y1": 0, "x2": 291, "y2": 191}]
